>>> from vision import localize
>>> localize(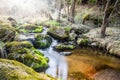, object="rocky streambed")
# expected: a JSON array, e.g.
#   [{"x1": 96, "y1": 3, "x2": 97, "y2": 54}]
[{"x1": 0, "y1": 17, "x2": 120, "y2": 80}]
